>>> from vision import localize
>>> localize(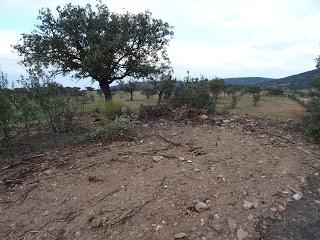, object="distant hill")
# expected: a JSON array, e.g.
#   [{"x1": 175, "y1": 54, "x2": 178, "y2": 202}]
[
  {"x1": 224, "y1": 77, "x2": 274, "y2": 86},
  {"x1": 225, "y1": 69, "x2": 320, "y2": 89},
  {"x1": 261, "y1": 69, "x2": 320, "y2": 89}
]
